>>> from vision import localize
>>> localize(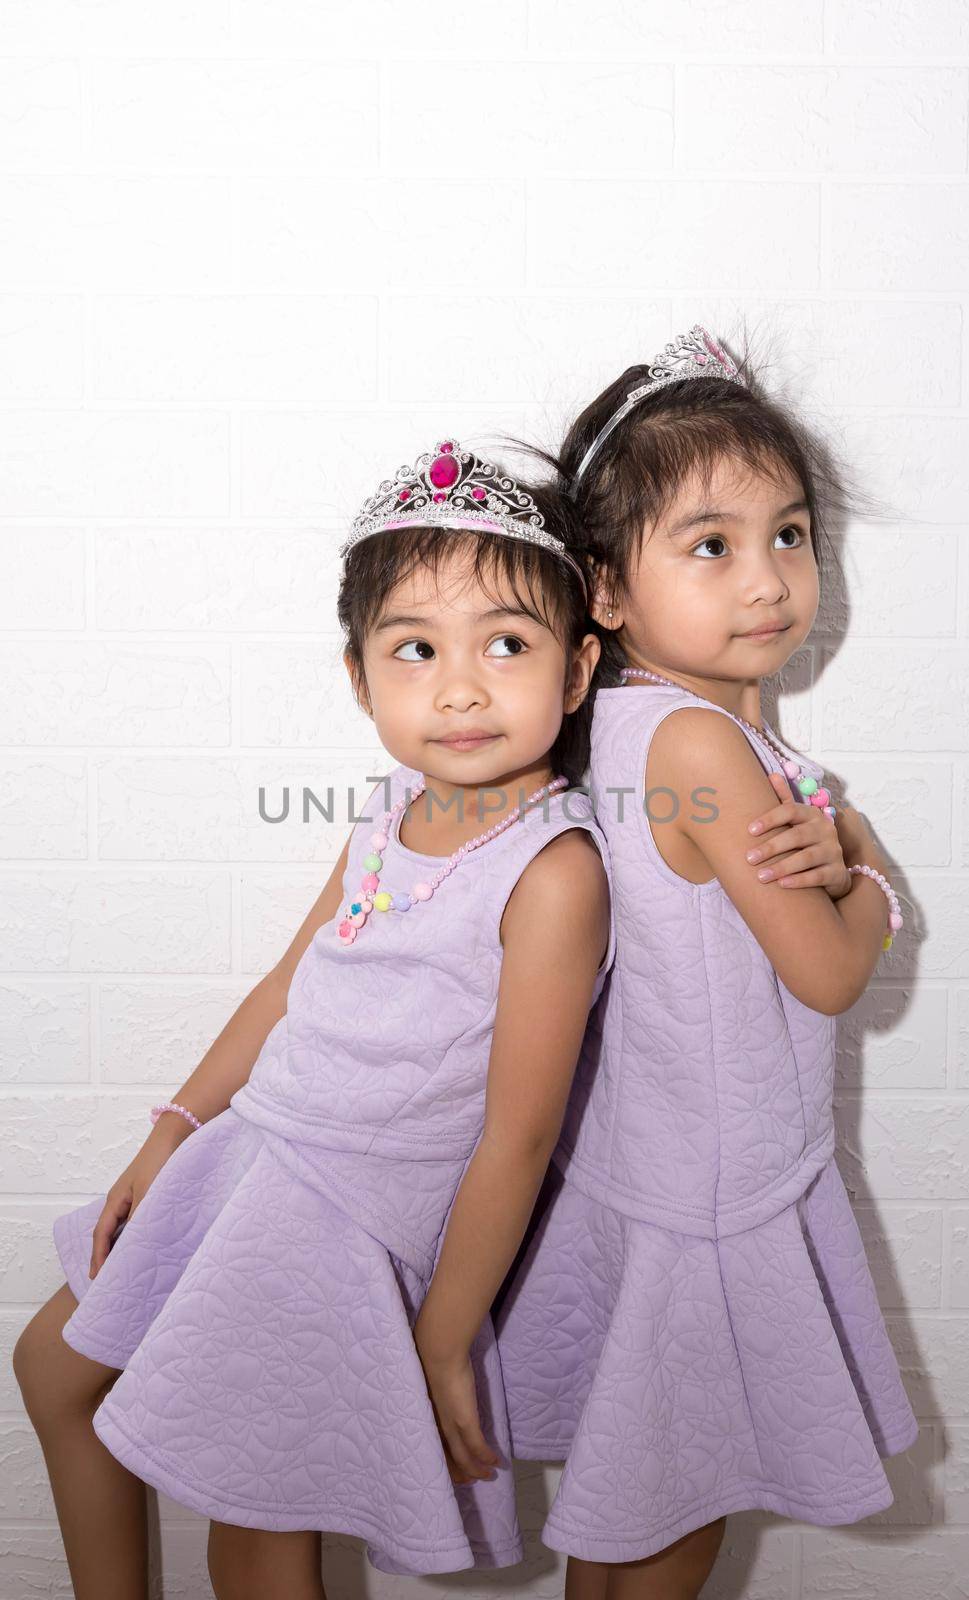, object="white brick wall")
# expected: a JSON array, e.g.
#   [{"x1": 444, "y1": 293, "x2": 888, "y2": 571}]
[{"x1": 1, "y1": 2, "x2": 967, "y2": 1594}]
